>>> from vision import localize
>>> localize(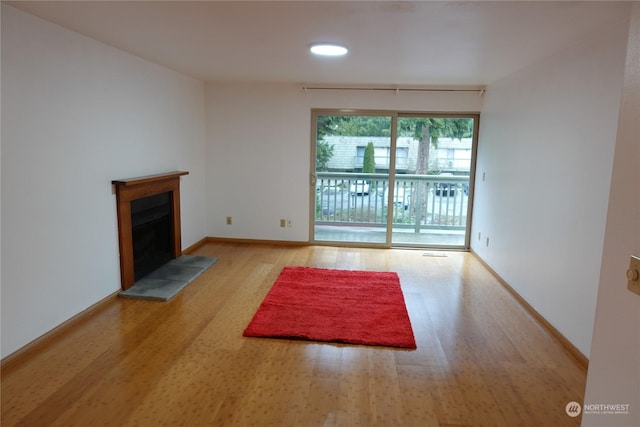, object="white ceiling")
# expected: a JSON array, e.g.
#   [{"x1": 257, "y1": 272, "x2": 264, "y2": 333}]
[{"x1": 6, "y1": 1, "x2": 632, "y2": 87}]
